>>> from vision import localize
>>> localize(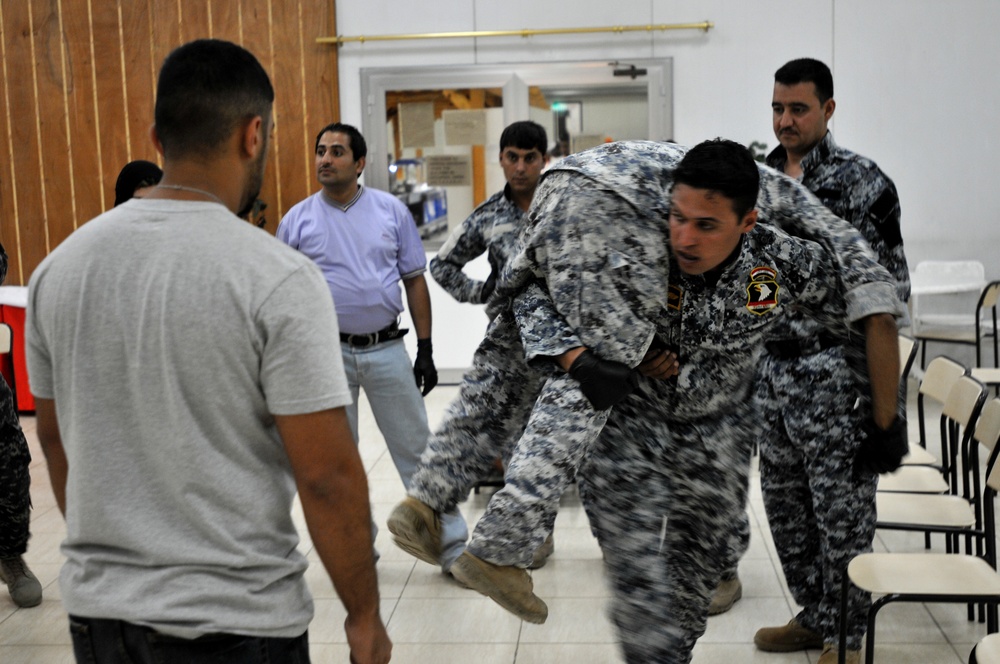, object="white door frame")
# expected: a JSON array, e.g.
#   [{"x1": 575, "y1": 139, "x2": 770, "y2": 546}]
[{"x1": 359, "y1": 59, "x2": 673, "y2": 192}]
